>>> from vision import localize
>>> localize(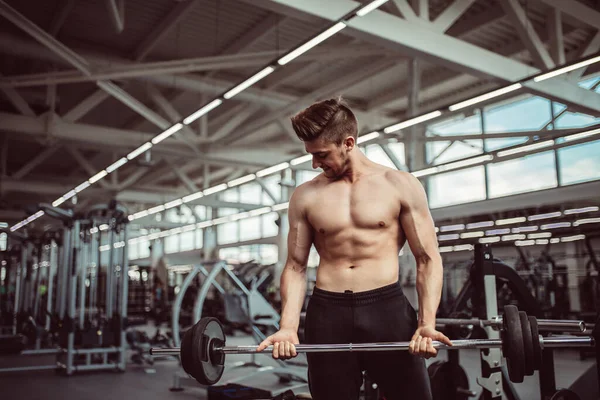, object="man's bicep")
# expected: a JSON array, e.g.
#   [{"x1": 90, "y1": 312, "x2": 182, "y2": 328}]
[
  {"x1": 400, "y1": 177, "x2": 439, "y2": 263},
  {"x1": 286, "y1": 192, "x2": 314, "y2": 270}
]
